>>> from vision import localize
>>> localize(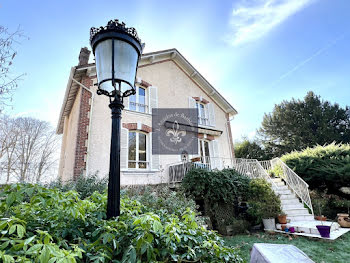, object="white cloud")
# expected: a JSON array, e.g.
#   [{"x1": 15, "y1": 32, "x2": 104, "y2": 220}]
[{"x1": 228, "y1": 0, "x2": 315, "y2": 46}]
